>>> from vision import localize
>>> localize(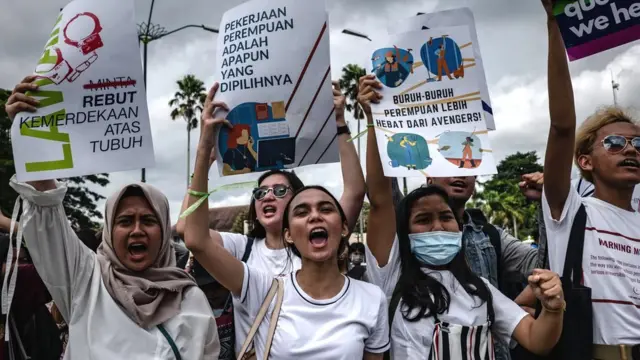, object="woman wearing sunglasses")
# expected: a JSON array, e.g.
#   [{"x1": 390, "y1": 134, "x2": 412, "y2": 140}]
[
  {"x1": 176, "y1": 81, "x2": 366, "y2": 354},
  {"x1": 539, "y1": 0, "x2": 640, "y2": 356},
  {"x1": 184, "y1": 86, "x2": 388, "y2": 359}
]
